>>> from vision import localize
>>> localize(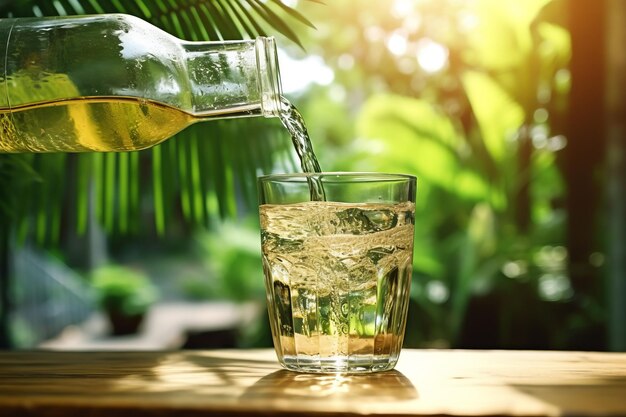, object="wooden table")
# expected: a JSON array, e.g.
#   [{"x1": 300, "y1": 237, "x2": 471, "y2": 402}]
[{"x1": 0, "y1": 349, "x2": 625, "y2": 416}]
